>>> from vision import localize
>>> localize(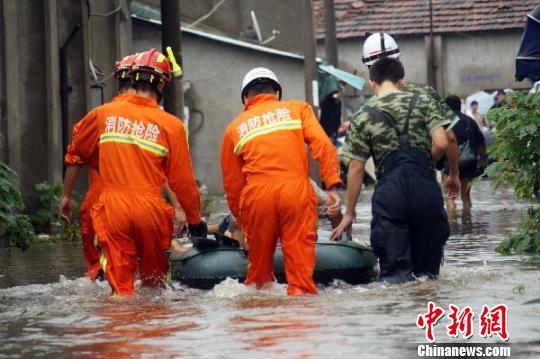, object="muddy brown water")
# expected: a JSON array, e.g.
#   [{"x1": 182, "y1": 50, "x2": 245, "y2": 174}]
[{"x1": 1, "y1": 180, "x2": 539, "y2": 358}]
